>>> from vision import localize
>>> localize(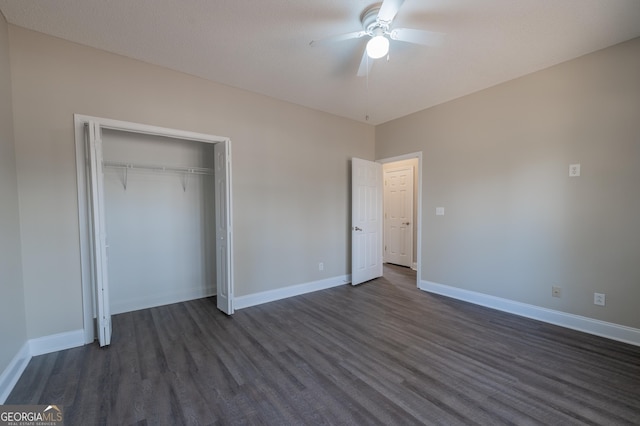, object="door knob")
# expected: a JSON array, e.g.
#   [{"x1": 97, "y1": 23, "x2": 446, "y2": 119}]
[
  {"x1": 353, "y1": 226, "x2": 362, "y2": 231},
  {"x1": 403, "y1": 222, "x2": 410, "y2": 225}
]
